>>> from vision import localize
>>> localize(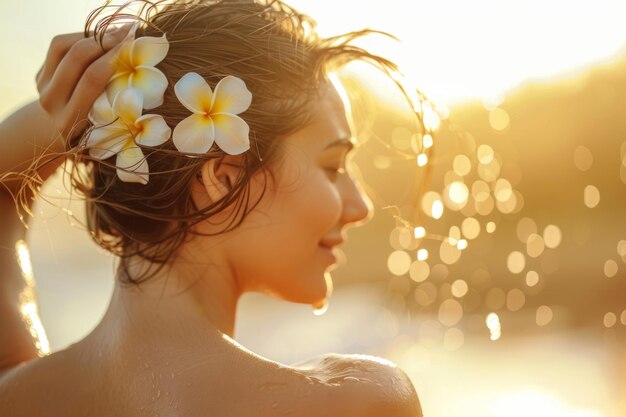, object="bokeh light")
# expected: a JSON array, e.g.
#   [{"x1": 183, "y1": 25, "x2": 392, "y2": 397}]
[
  {"x1": 536, "y1": 306, "x2": 554, "y2": 327},
  {"x1": 525, "y1": 270, "x2": 540, "y2": 287},
  {"x1": 486, "y1": 312, "x2": 501, "y2": 341},
  {"x1": 574, "y1": 145, "x2": 593, "y2": 171},
  {"x1": 583, "y1": 185, "x2": 600, "y2": 208},
  {"x1": 488, "y1": 108, "x2": 510, "y2": 131},
  {"x1": 507, "y1": 251, "x2": 526, "y2": 274}
]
